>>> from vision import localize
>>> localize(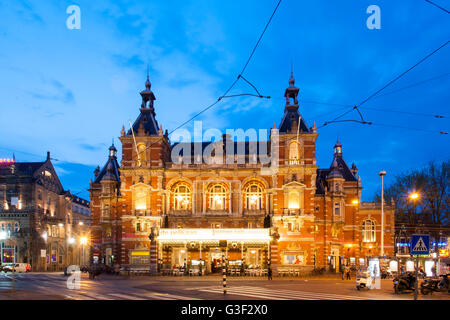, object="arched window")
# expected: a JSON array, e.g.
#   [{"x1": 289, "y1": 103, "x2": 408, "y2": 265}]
[
  {"x1": 134, "y1": 186, "x2": 148, "y2": 210},
  {"x1": 209, "y1": 184, "x2": 227, "y2": 211},
  {"x1": 362, "y1": 220, "x2": 376, "y2": 242},
  {"x1": 288, "y1": 191, "x2": 300, "y2": 209},
  {"x1": 137, "y1": 144, "x2": 147, "y2": 162},
  {"x1": 245, "y1": 183, "x2": 263, "y2": 210},
  {"x1": 289, "y1": 141, "x2": 300, "y2": 164},
  {"x1": 173, "y1": 184, "x2": 191, "y2": 210}
]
